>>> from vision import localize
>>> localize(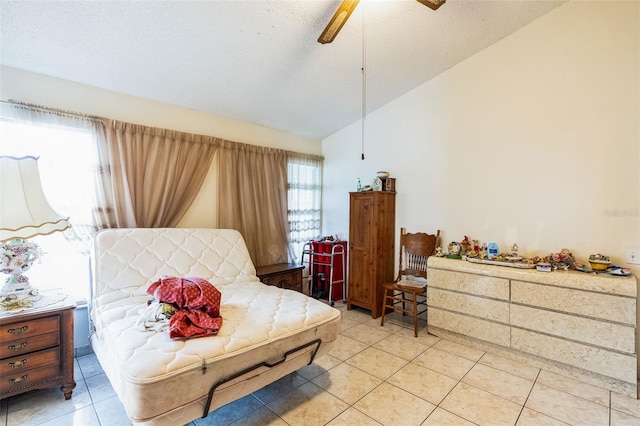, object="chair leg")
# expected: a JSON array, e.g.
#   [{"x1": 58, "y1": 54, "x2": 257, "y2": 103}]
[{"x1": 424, "y1": 292, "x2": 429, "y2": 333}]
